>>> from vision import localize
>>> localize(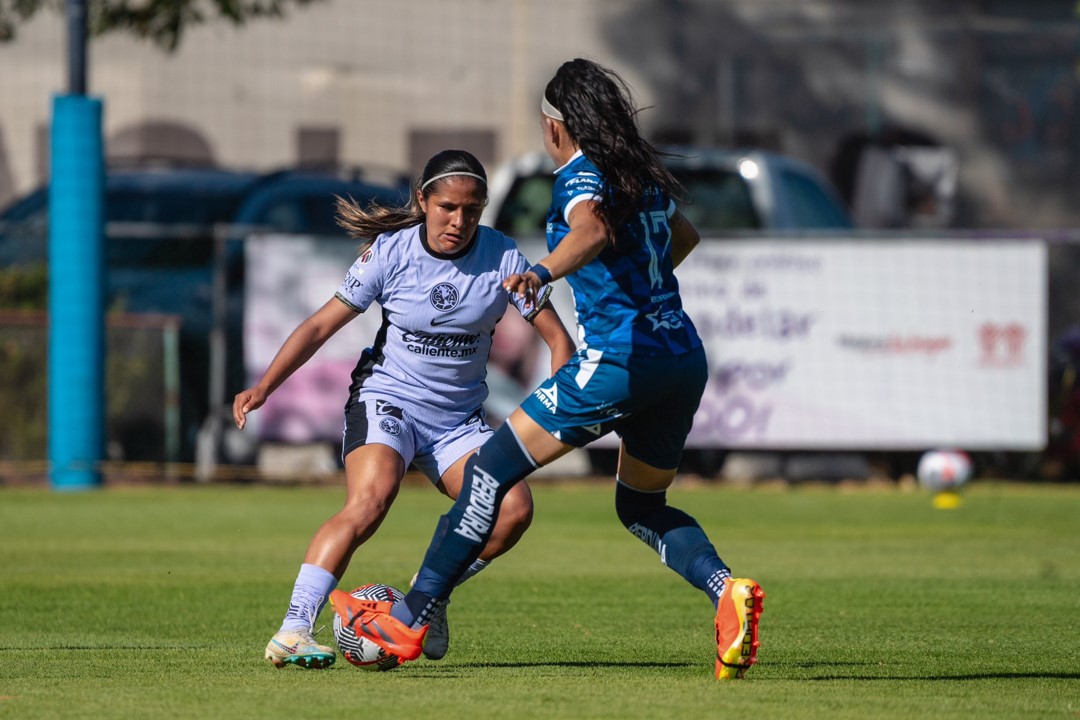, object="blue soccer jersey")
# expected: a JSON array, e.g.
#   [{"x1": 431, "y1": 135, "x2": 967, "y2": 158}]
[
  {"x1": 546, "y1": 150, "x2": 701, "y2": 356},
  {"x1": 334, "y1": 224, "x2": 551, "y2": 416}
]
